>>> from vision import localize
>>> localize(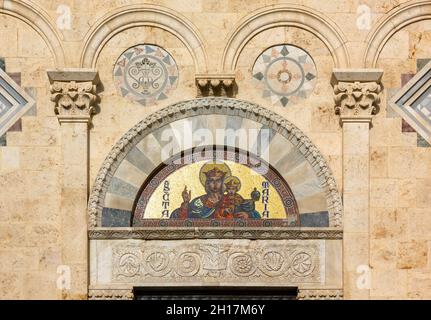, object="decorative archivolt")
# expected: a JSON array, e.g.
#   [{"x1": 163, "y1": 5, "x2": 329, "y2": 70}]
[
  {"x1": 364, "y1": 0, "x2": 431, "y2": 68},
  {"x1": 221, "y1": 4, "x2": 350, "y2": 72},
  {"x1": 88, "y1": 97, "x2": 343, "y2": 228},
  {"x1": 0, "y1": 0, "x2": 65, "y2": 67},
  {"x1": 79, "y1": 4, "x2": 208, "y2": 73}
]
